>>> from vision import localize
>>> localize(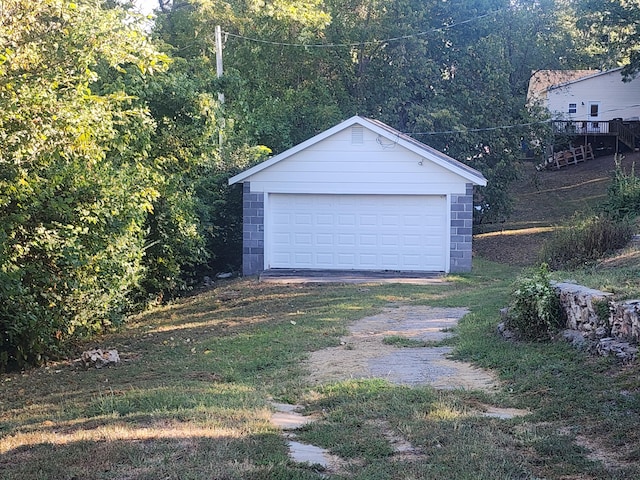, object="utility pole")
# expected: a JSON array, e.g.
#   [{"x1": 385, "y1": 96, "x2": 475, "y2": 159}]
[
  {"x1": 215, "y1": 25, "x2": 225, "y2": 149},
  {"x1": 215, "y1": 25, "x2": 224, "y2": 105}
]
